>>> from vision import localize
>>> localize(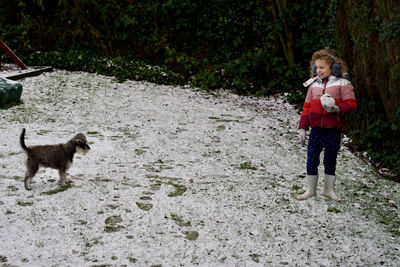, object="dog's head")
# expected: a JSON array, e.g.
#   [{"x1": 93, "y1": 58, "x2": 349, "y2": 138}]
[{"x1": 71, "y1": 133, "x2": 91, "y2": 155}]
